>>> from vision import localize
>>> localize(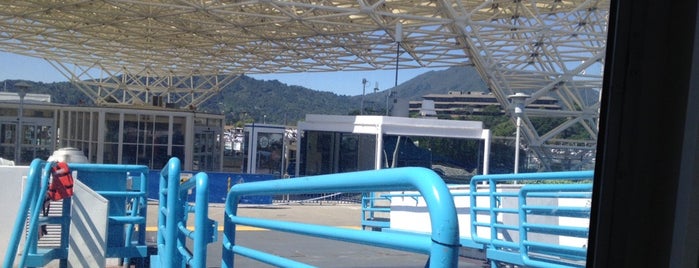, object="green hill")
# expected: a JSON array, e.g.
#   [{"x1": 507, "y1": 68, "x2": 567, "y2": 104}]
[
  {"x1": 1, "y1": 66, "x2": 487, "y2": 125},
  {"x1": 373, "y1": 66, "x2": 488, "y2": 101},
  {"x1": 204, "y1": 75, "x2": 359, "y2": 125}
]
